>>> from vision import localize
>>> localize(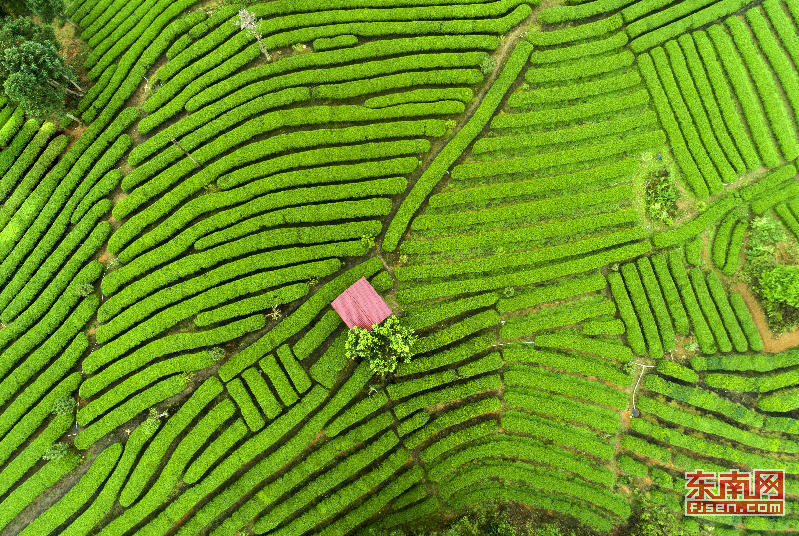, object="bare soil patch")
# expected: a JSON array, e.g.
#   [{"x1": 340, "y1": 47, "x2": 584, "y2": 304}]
[{"x1": 732, "y1": 282, "x2": 799, "y2": 352}]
